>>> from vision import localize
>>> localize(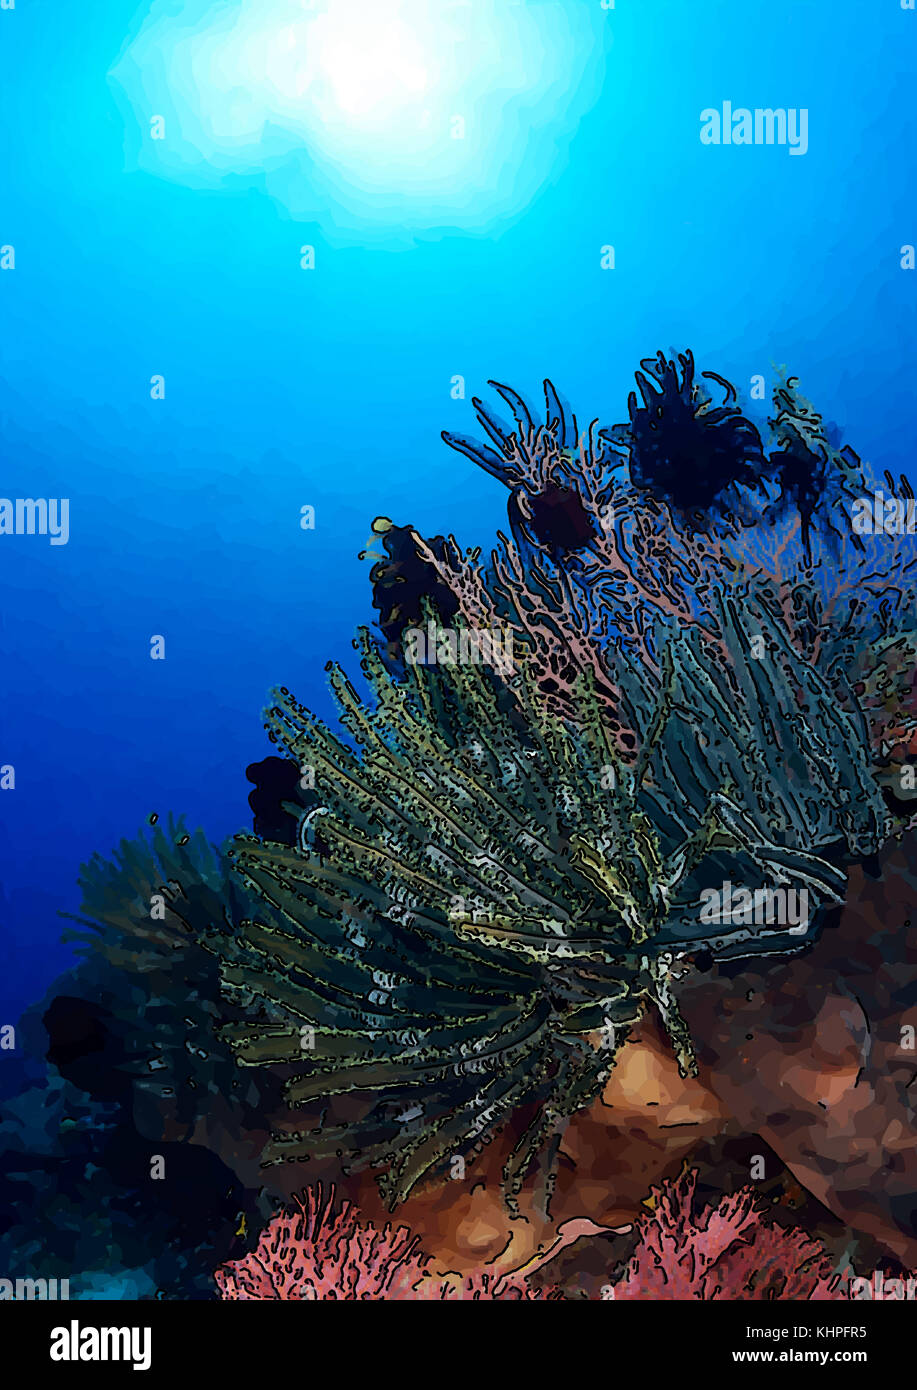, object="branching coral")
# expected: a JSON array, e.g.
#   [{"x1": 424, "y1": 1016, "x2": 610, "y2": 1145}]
[
  {"x1": 214, "y1": 1187, "x2": 557, "y2": 1300},
  {"x1": 613, "y1": 1170, "x2": 847, "y2": 1301},
  {"x1": 214, "y1": 1173, "x2": 909, "y2": 1302}
]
